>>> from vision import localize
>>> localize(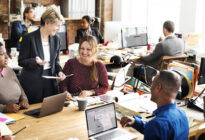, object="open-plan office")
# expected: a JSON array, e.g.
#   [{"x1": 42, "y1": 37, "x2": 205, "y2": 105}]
[{"x1": 0, "y1": 0, "x2": 205, "y2": 140}]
